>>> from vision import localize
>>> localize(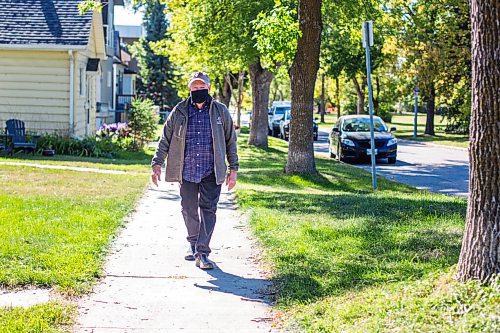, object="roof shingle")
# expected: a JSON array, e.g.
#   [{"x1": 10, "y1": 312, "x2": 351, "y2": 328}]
[{"x1": 0, "y1": 0, "x2": 93, "y2": 46}]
